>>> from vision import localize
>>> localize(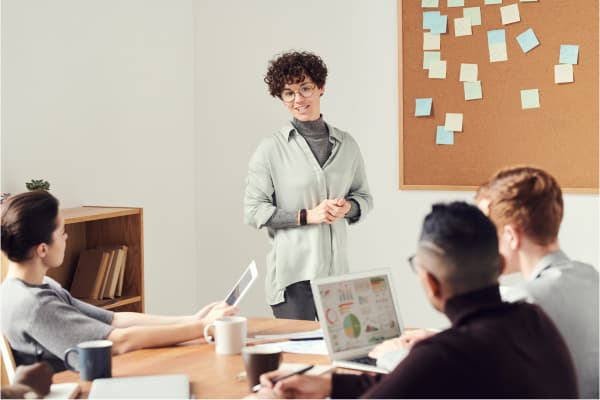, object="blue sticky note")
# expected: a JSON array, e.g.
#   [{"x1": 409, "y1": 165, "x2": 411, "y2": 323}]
[
  {"x1": 431, "y1": 15, "x2": 448, "y2": 34},
  {"x1": 436, "y1": 126, "x2": 454, "y2": 145},
  {"x1": 423, "y1": 11, "x2": 441, "y2": 30},
  {"x1": 487, "y1": 29, "x2": 506, "y2": 45},
  {"x1": 559, "y1": 45, "x2": 579, "y2": 64},
  {"x1": 516, "y1": 28, "x2": 540, "y2": 53},
  {"x1": 415, "y1": 98, "x2": 433, "y2": 116}
]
